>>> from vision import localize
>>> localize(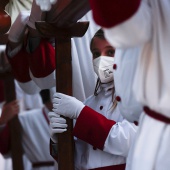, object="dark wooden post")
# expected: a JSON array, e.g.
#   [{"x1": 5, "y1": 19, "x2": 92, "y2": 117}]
[
  {"x1": 5, "y1": 74, "x2": 24, "y2": 170},
  {"x1": 0, "y1": 1, "x2": 23, "y2": 169},
  {"x1": 0, "y1": 72, "x2": 24, "y2": 170},
  {"x1": 35, "y1": 21, "x2": 89, "y2": 170},
  {"x1": 55, "y1": 37, "x2": 74, "y2": 170}
]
